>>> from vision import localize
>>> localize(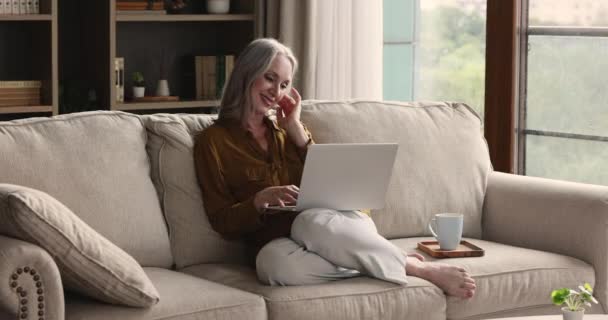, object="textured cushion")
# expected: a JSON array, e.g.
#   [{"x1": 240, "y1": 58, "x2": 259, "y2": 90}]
[
  {"x1": 0, "y1": 184, "x2": 160, "y2": 307},
  {"x1": 143, "y1": 114, "x2": 247, "y2": 268},
  {"x1": 0, "y1": 111, "x2": 173, "y2": 267},
  {"x1": 181, "y1": 263, "x2": 446, "y2": 320},
  {"x1": 391, "y1": 237, "x2": 598, "y2": 320},
  {"x1": 65, "y1": 268, "x2": 266, "y2": 320},
  {"x1": 300, "y1": 100, "x2": 491, "y2": 239}
]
